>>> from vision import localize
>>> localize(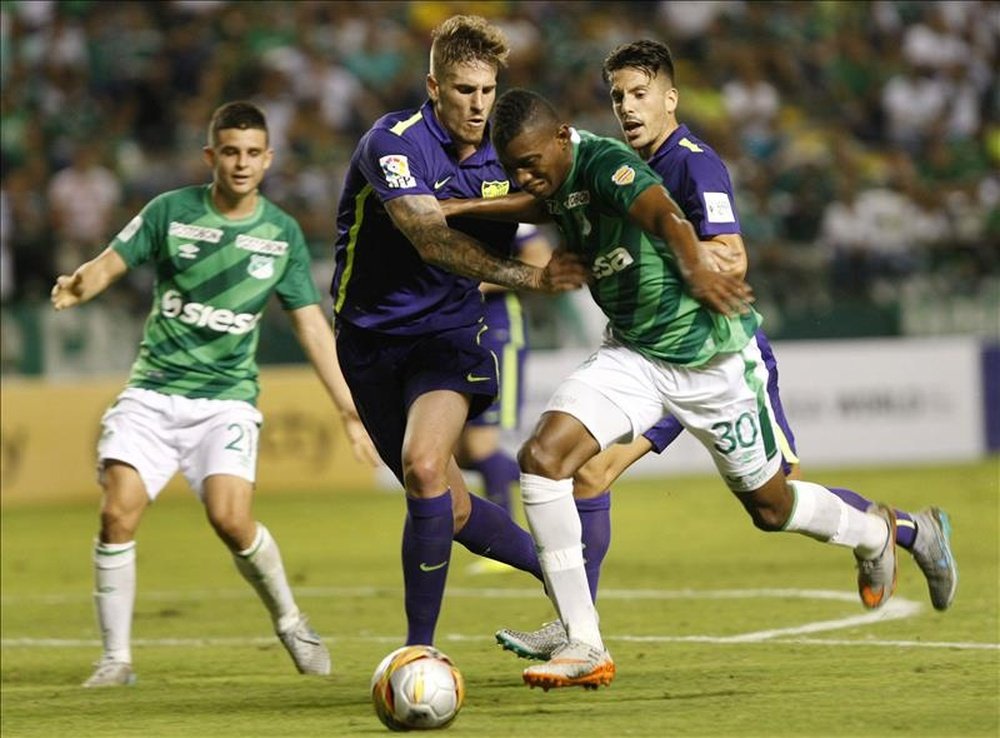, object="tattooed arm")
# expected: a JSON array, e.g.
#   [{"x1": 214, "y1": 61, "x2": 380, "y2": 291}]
[{"x1": 384, "y1": 194, "x2": 586, "y2": 293}]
